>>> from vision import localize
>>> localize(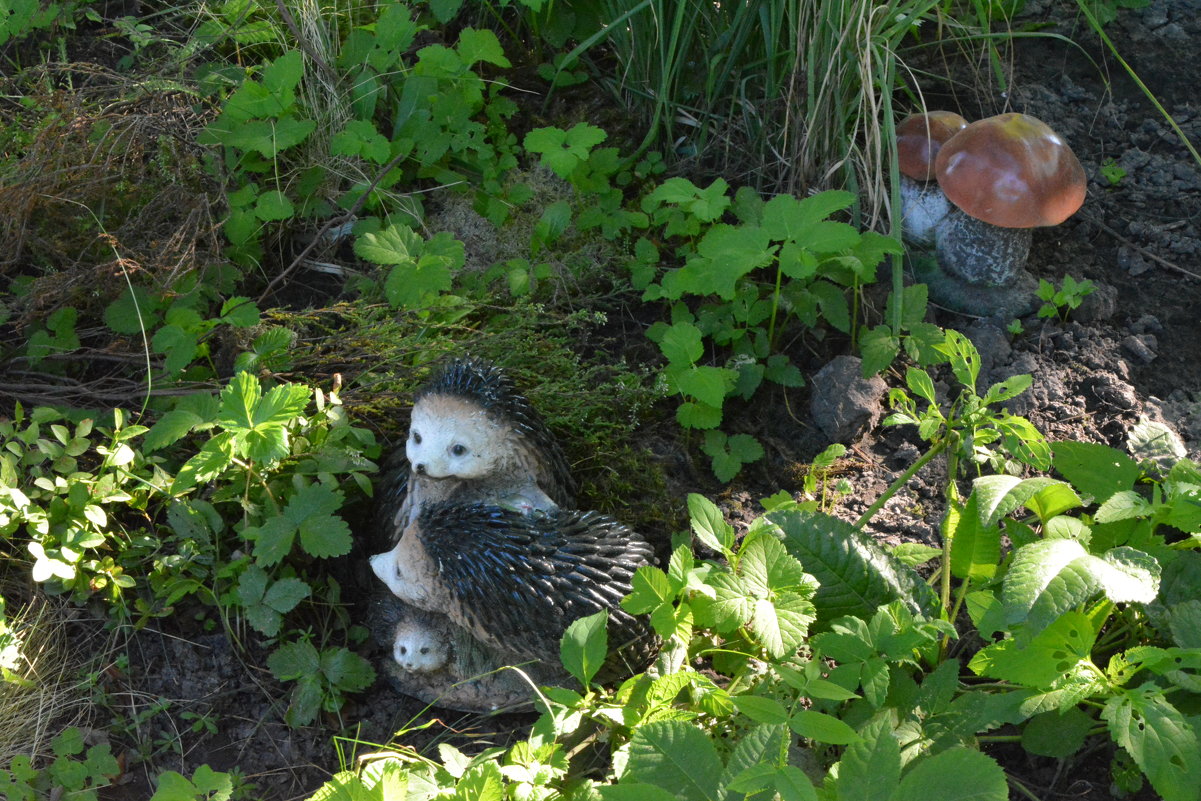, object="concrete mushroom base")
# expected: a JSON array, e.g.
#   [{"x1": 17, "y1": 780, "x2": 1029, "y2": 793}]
[{"x1": 909, "y1": 248, "x2": 1039, "y2": 318}]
